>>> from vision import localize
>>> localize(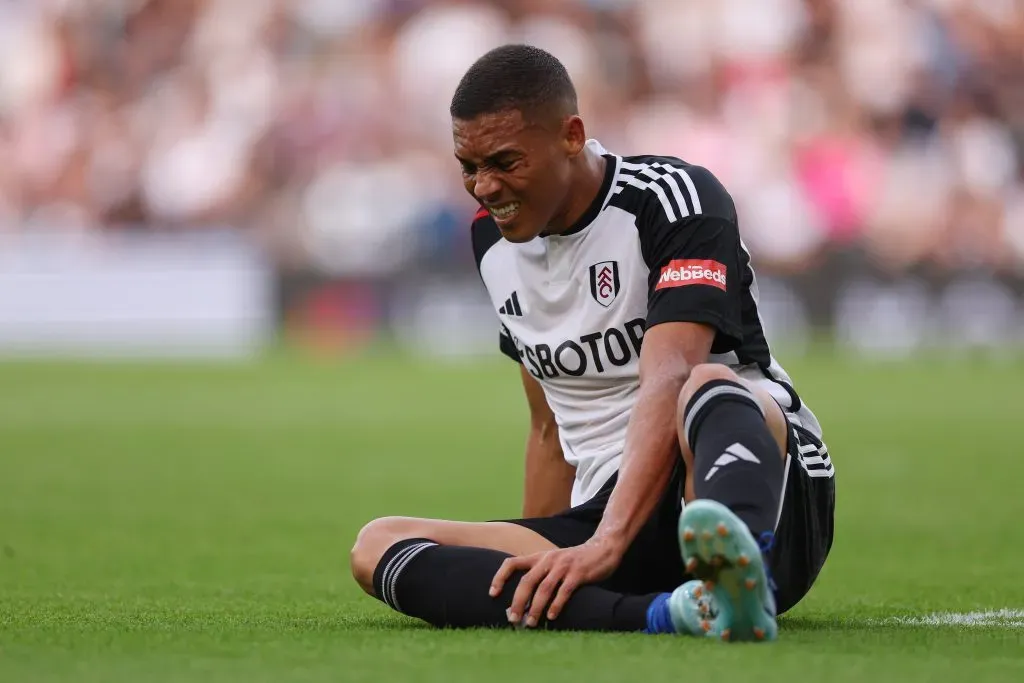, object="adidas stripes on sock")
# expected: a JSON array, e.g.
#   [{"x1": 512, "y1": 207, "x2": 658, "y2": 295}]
[{"x1": 684, "y1": 379, "x2": 786, "y2": 538}]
